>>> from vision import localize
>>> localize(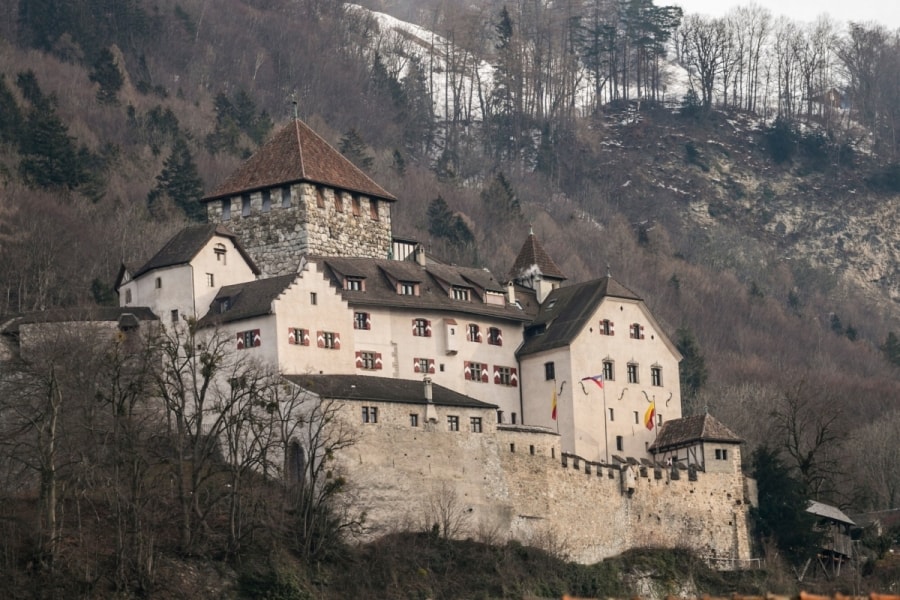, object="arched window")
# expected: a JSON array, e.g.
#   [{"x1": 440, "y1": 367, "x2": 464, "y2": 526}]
[{"x1": 287, "y1": 441, "x2": 305, "y2": 485}]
